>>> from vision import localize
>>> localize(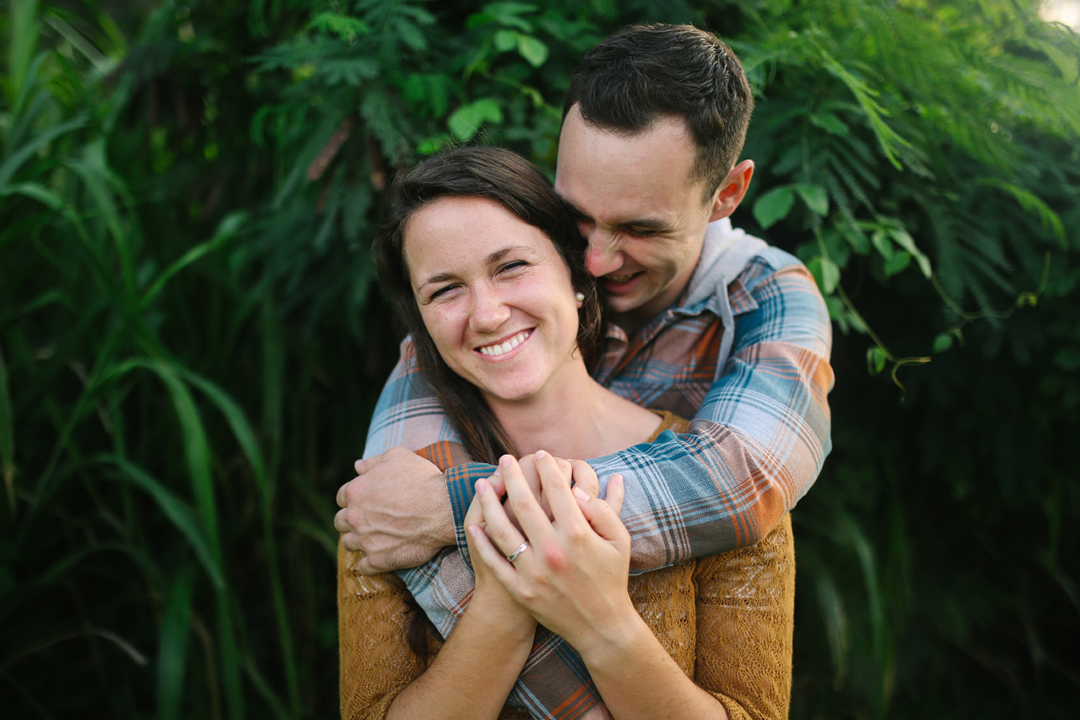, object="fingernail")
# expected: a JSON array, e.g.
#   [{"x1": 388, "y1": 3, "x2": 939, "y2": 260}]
[
  {"x1": 574, "y1": 487, "x2": 589, "y2": 502},
  {"x1": 475, "y1": 479, "x2": 487, "y2": 495},
  {"x1": 535, "y1": 450, "x2": 547, "y2": 459},
  {"x1": 500, "y1": 455, "x2": 513, "y2": 467}
]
